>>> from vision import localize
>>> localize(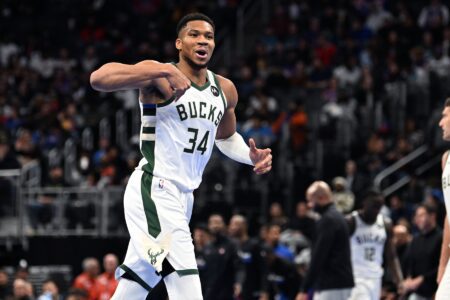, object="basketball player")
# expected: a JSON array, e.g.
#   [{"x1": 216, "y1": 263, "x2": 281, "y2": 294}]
[
  {"x1": 437, "y1": 98, "x2": 450, "y2": 299},
  {"x1": 347, "y1": 190, "x2": 403, "y2": 300},
  {"x1": 90, "y1": 13, "x2": 272, "y2": 300}
]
